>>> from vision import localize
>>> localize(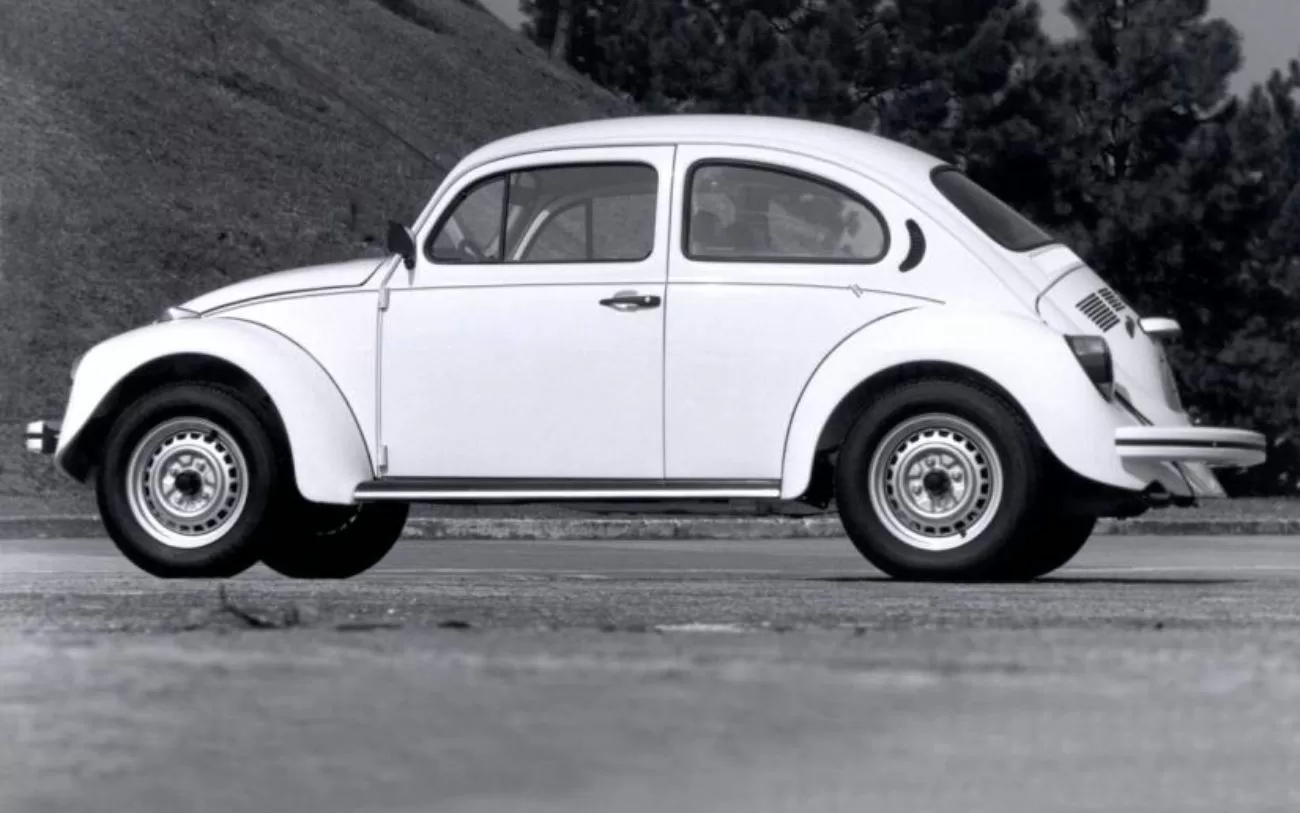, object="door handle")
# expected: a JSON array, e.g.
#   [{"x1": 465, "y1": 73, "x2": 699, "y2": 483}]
[{"x1": 599, "y1": 290, "x2": 661, "y2": 311}]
